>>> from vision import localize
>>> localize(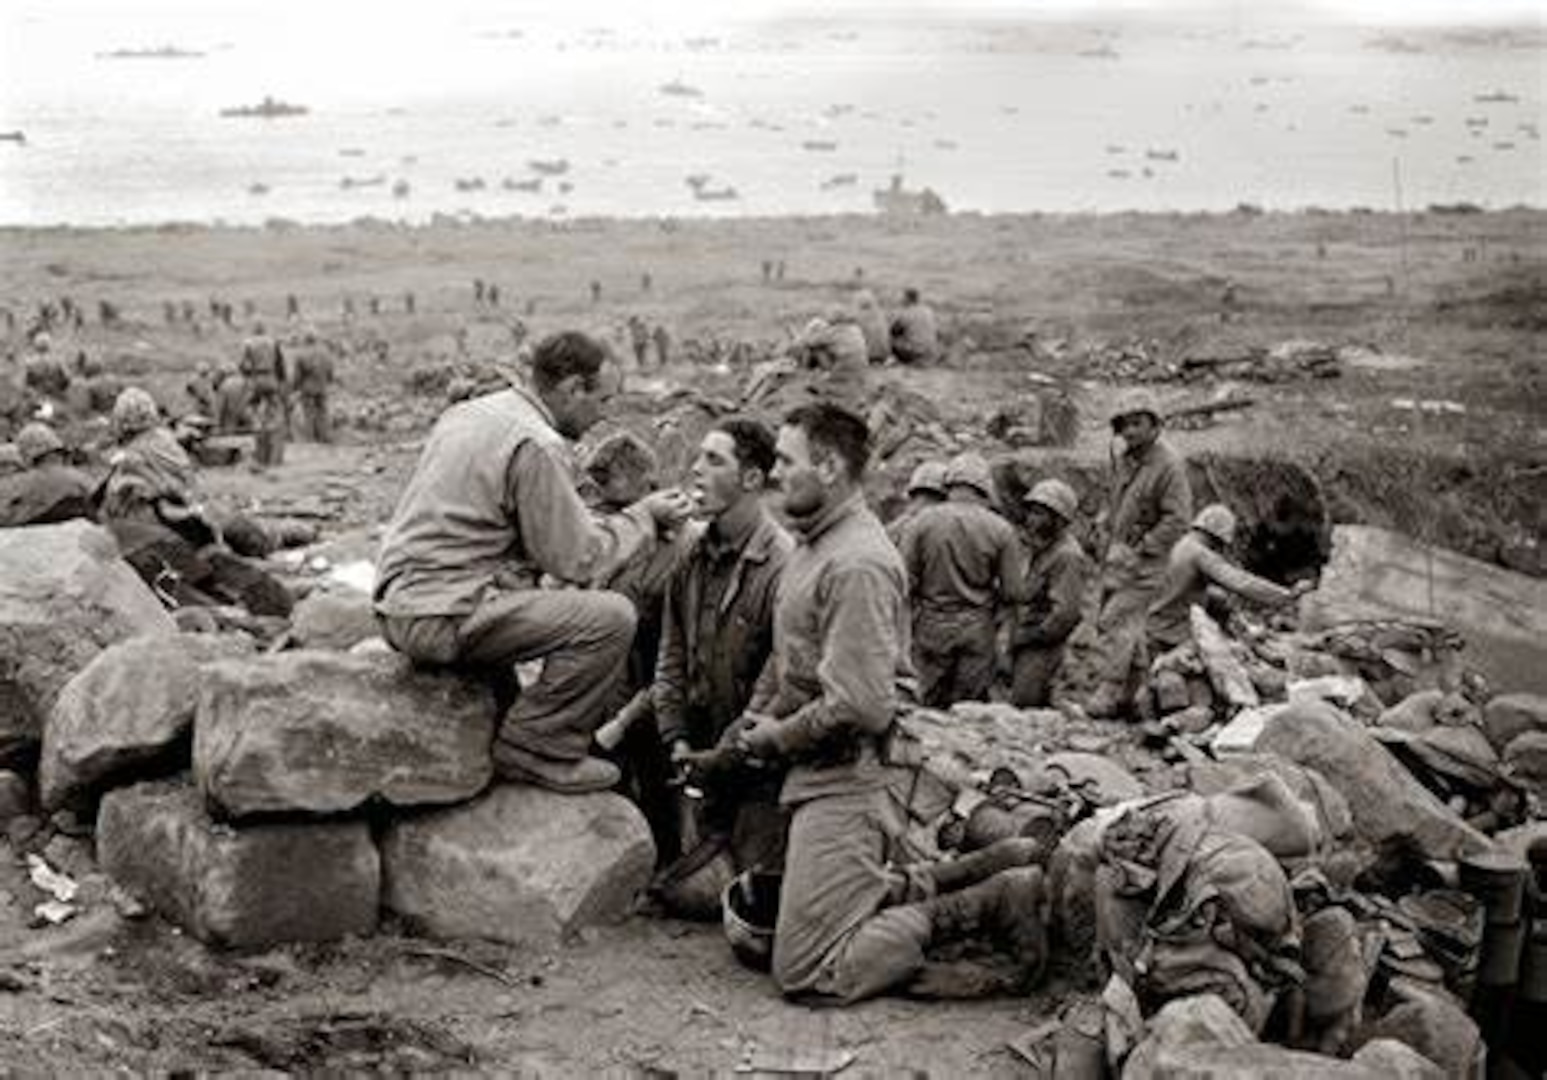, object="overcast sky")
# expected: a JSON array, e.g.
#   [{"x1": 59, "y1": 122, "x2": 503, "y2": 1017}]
[{"x1": 10, "y1": 0, "x2": 1544, "y2": 23}]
